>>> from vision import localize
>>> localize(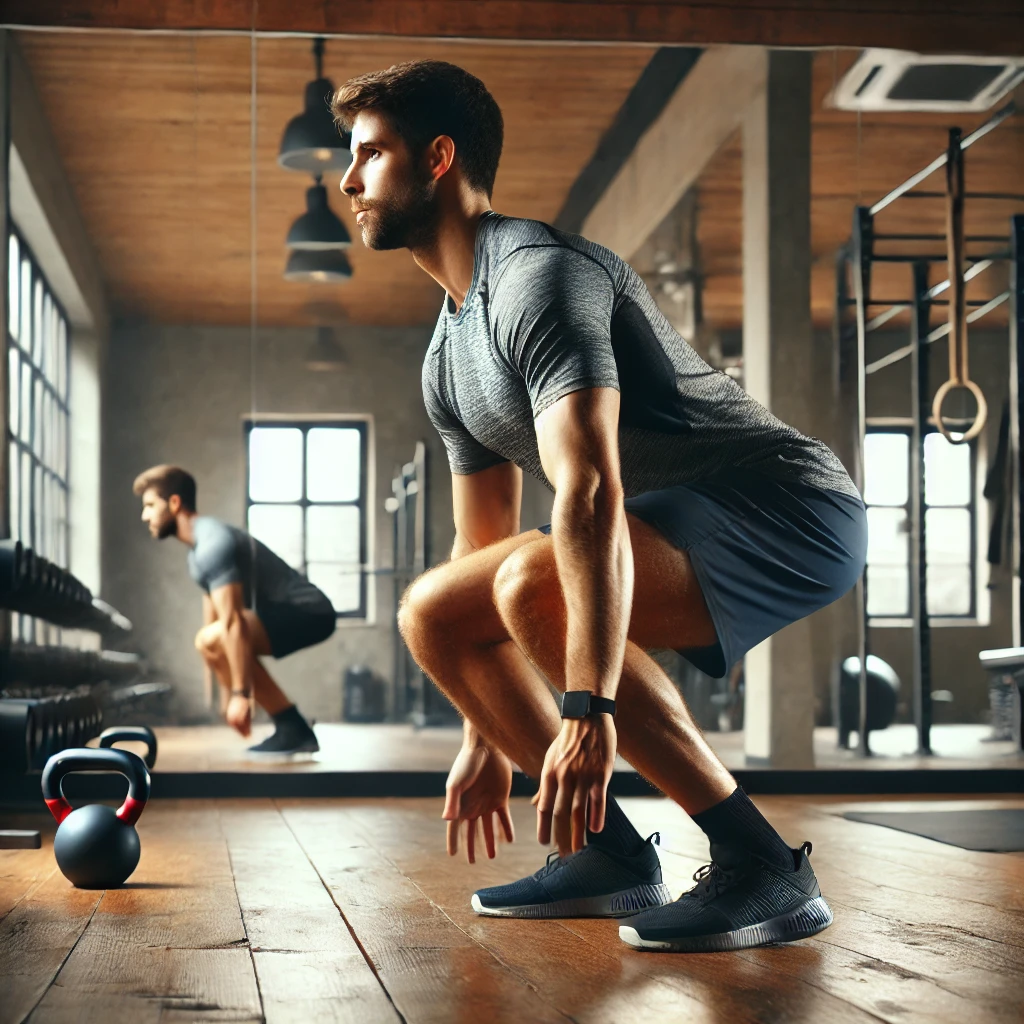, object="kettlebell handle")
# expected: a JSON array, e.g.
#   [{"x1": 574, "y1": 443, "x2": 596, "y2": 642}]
[
  {"x1": 41, "y1": 748, "x2": 151, "y2": 827},
  {"x1": 98, "y1": 726, "x2": 158, "y2": 769}
]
